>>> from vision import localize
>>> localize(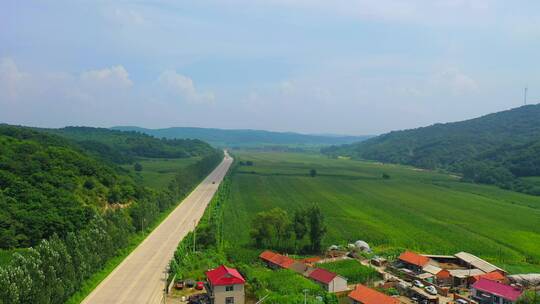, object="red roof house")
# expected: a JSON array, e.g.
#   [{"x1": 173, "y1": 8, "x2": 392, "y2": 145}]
[
  {"x1": 348, "y1": 284, "x2": 400, "y2": 304},
  {"x1": 471, "y1": 278, "x2": 522, "y2": 303},
  {"x1": 205, "y1": 265, "x2": 245, "y2": 286},
  {"x1": 307, "y1": 268, "x2": 348, "y2": 293},
  {"x1": 471, "y1": 271, "x2": 507, "y2": 284},
  {"x1": 398, "y1": 251, "x2": 430, "y2": 268},
  {"x1": 259, "y1": 250, "x2": 295, "y2": 269},
  {"x1": 206, "y1": 265, "x2": 246, "y2": 304}
]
